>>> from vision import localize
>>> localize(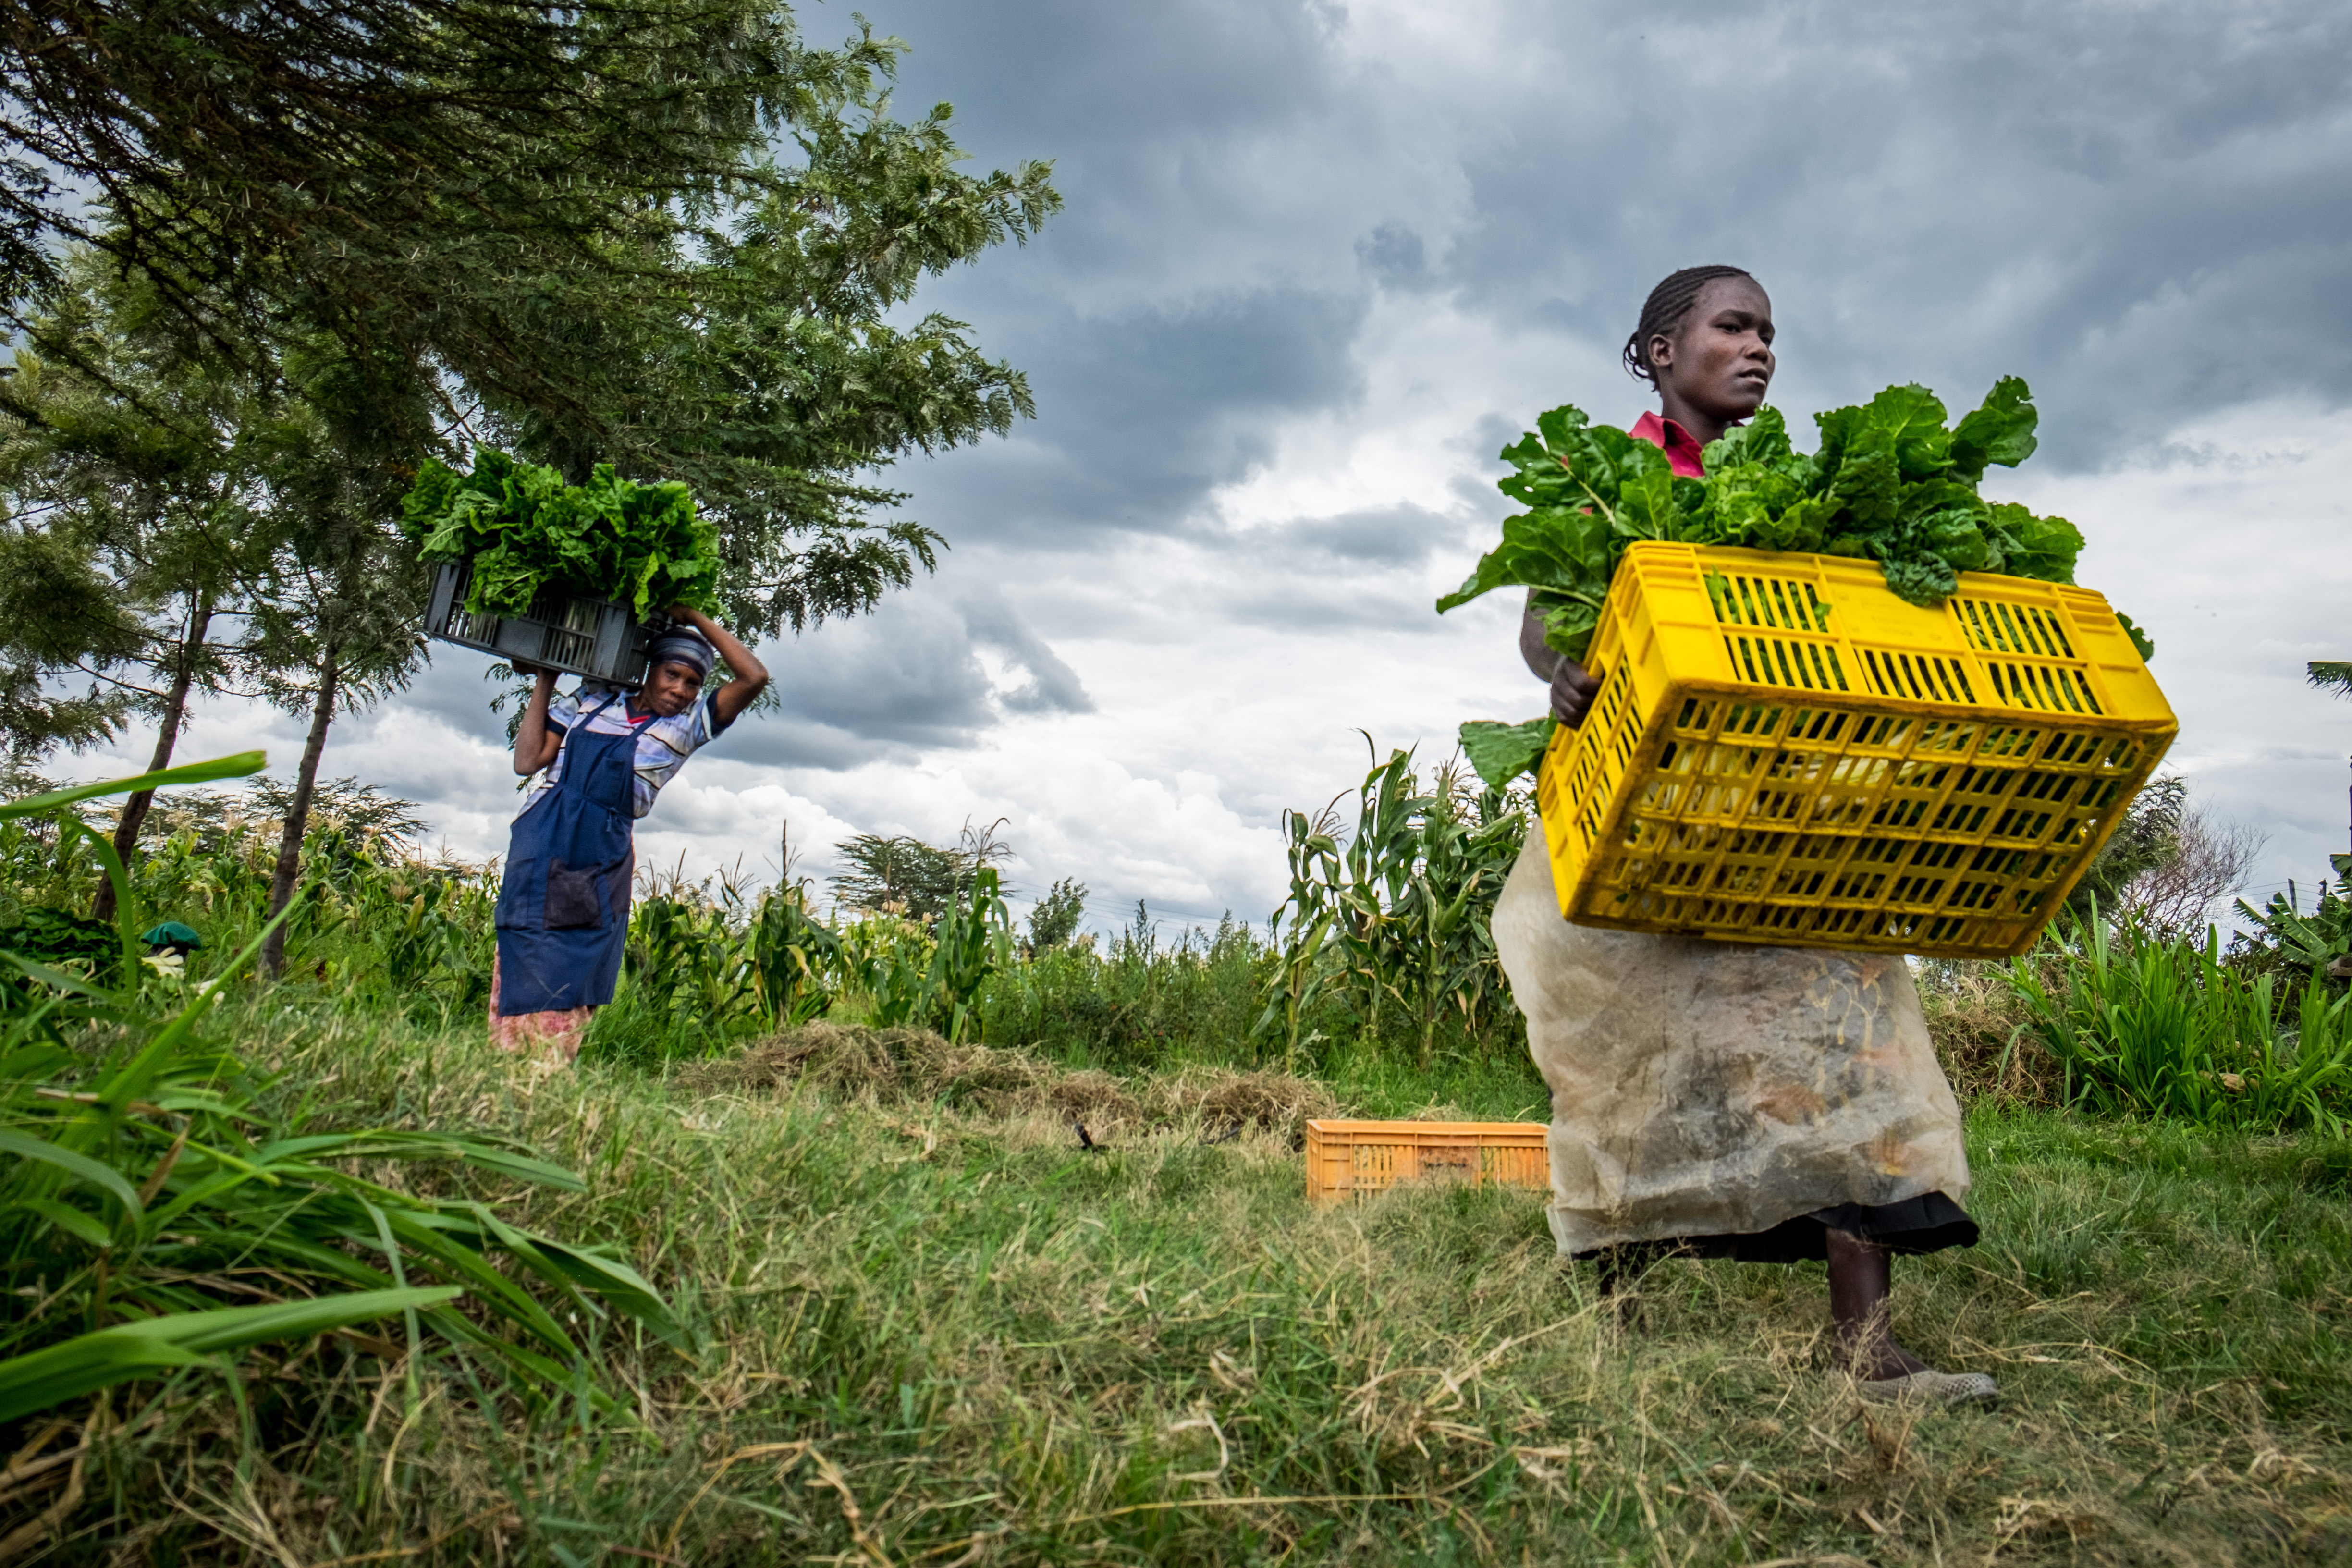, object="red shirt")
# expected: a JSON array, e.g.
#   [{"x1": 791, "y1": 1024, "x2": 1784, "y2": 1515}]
[{"x1": 1629, "y1": 410, "x2": 1706, "y2": 477}]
